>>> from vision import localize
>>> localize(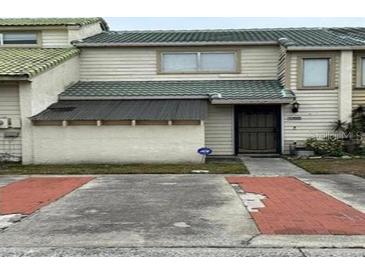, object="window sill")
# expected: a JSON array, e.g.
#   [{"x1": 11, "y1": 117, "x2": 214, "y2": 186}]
[{"x1": 296, "y1": 86, "x2": 337, "y2": 91}]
